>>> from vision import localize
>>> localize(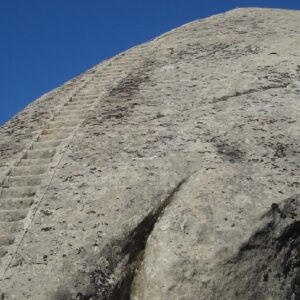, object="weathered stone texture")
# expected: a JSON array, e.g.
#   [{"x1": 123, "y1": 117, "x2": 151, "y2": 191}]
[{"x1": 0, "y1": 8, "x2": 299, "y2": 300}]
